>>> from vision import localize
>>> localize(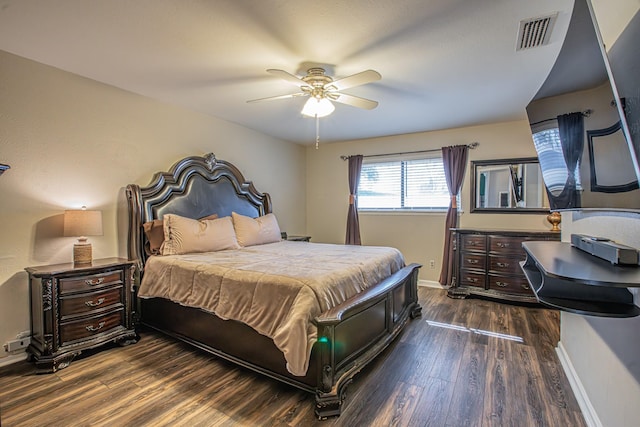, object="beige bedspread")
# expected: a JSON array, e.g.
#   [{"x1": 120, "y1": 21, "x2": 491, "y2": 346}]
[{"x1": 138, "y1": 241, "x2": 404, "y2": 376}]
